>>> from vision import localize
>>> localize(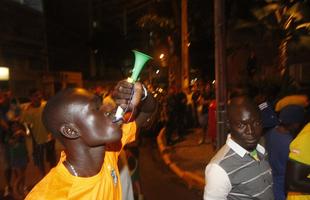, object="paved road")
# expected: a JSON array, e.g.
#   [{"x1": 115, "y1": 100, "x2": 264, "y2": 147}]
[{"x1": 139, "y1": 137, "x2": 203, "y2": 200}]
